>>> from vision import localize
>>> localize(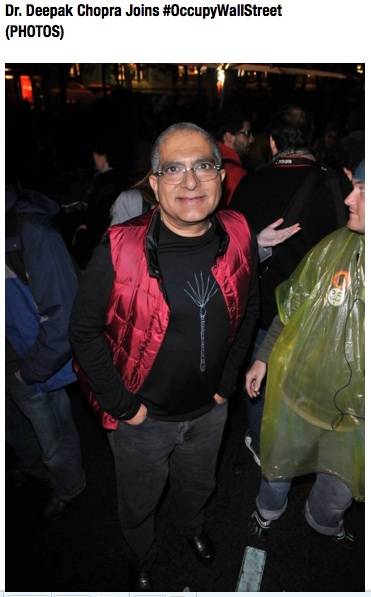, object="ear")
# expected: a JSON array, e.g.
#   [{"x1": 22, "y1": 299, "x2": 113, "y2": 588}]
[
  {"x1": 219, "y1": 168, "x2": 226, "y2": 183},
  {"x1": 149, "y1": 174, "x2": 160, "y2": 203}
]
